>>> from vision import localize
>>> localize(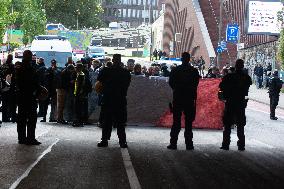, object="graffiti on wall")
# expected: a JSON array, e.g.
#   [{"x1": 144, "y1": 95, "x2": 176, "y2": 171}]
[
  {"x1": 239, "y1": 40, "x2": 278, "y2": 75},
  {"x1": 48, "y1": 30, "x2": 93, "y2": 50}
]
